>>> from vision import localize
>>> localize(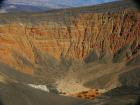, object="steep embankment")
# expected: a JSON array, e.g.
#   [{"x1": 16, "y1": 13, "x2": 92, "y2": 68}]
[{"x1": 0, "y1": 0, "x2": 140, "y2": 97}]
